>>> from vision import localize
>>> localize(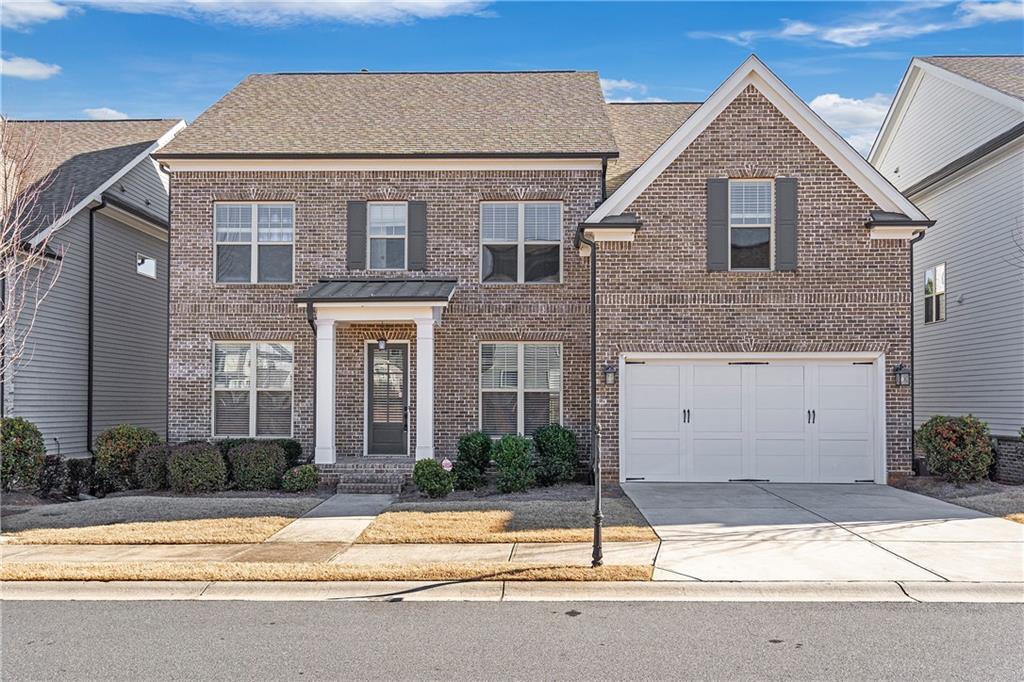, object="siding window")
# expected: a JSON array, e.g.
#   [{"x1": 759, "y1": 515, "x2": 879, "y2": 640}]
[
  {"x1": 213, "y1": 342, "x2": 293, "y2": 437},
  {"x1": 481, "y1": 202, "x2": 561, "y2": 283},
  {"x1": 368, "y1": 202, "x2": 408, "y2": 270},
  {"x1": 728, "y1": 180, "x2": 773, "y2": 270},
  {"x1": 924, "y1": 263, "x2": 946, "y2": 324},
  {"x1": 480, "y1": 342, "x2": 561, "y2": 437},
  {"x1": 136, "y1": 253, "x2": 156, "y2": 279},
  {"x1": 214, "y1": 203, "x2": 294, "y2": 283}
]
